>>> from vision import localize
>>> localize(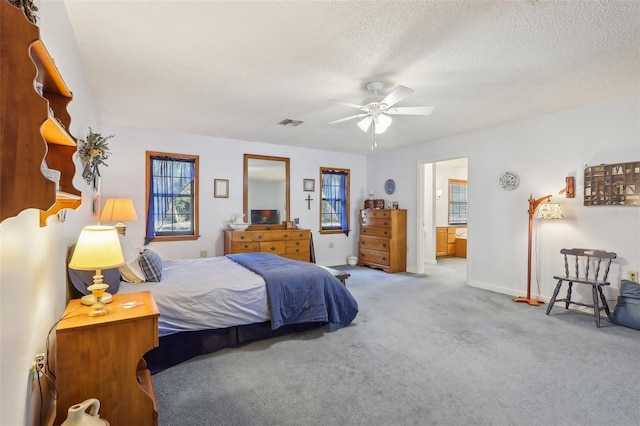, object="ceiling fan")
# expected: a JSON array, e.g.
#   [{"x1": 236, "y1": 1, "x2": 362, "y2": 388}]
[{"x1": 328, "y1": 81, "x2": 435, "y2": 134}]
